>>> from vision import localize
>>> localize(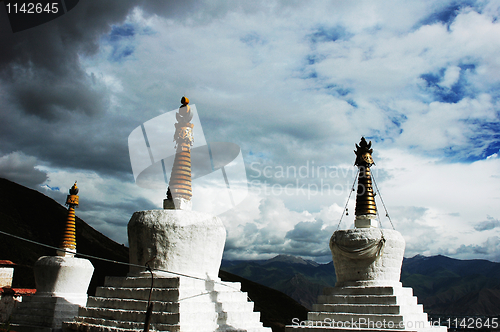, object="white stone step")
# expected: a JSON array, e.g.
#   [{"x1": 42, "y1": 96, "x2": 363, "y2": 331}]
[
  {"x1": 318, "y1": 295, "x2": 418, "y2": 306},
  {"x1": 70, "y1": 315, "x2": 225, "y2": 332},
  {"x1": 95, "y1": 286, "x2": 248, "y2": 302},
  {"x1": 307, "y1": 312, "x2": 430, "y2": 327},
  {"x1": 87, "y1": 296, "x2": 217, "y2": 313},
  {"x1": 79, "y1": 306, "x2": 218, "y2": 324},
  {"x1": 177, "y1": 277, "x2": 242, "y2": 292},
  {"x1": 87, "y1": 296, "x2": 164, "y2": 311},
  {"x1": 106, "y1": 275, "x2": 242, "y2": 291},
  {"x1": 212, "y1": 290, "x2": 249, "y2": 302},
  {"x1": 104, "y1": 276, "x2": 179, "y2": 288},
  {"x1": 78, "y1": 307, "x2": 178, "y2": 324},
  {"x1": 218, "y1": 310, "x2": 262, "y2": 325},
  {"x1": 213, "y1": 281, "x2": 242, "y2": 292},
  {"x1": 95, "y1": 287, "x2": 186, "y2": 301},
  {"x1": 285, "y1": 326, "x2": 446, "y2": 332},
  {"x1": 216, "y1": 300, "x2": 255, "y2": 312},
  {"x1": 217, "y1": 324, "x2": 271, "y2": 332},
  {"x1": 63, "y1": 320, "x2": 143, "y2": 332},
  {"x1": 322, "y1": 286, "x2": 413, "y2": 297},
  {"x1": 312, "y1": 303, "x2": 425, "y2": 315},
  {"x1": 70, "y1": 316, "x2": 180, "y2": 331}
]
